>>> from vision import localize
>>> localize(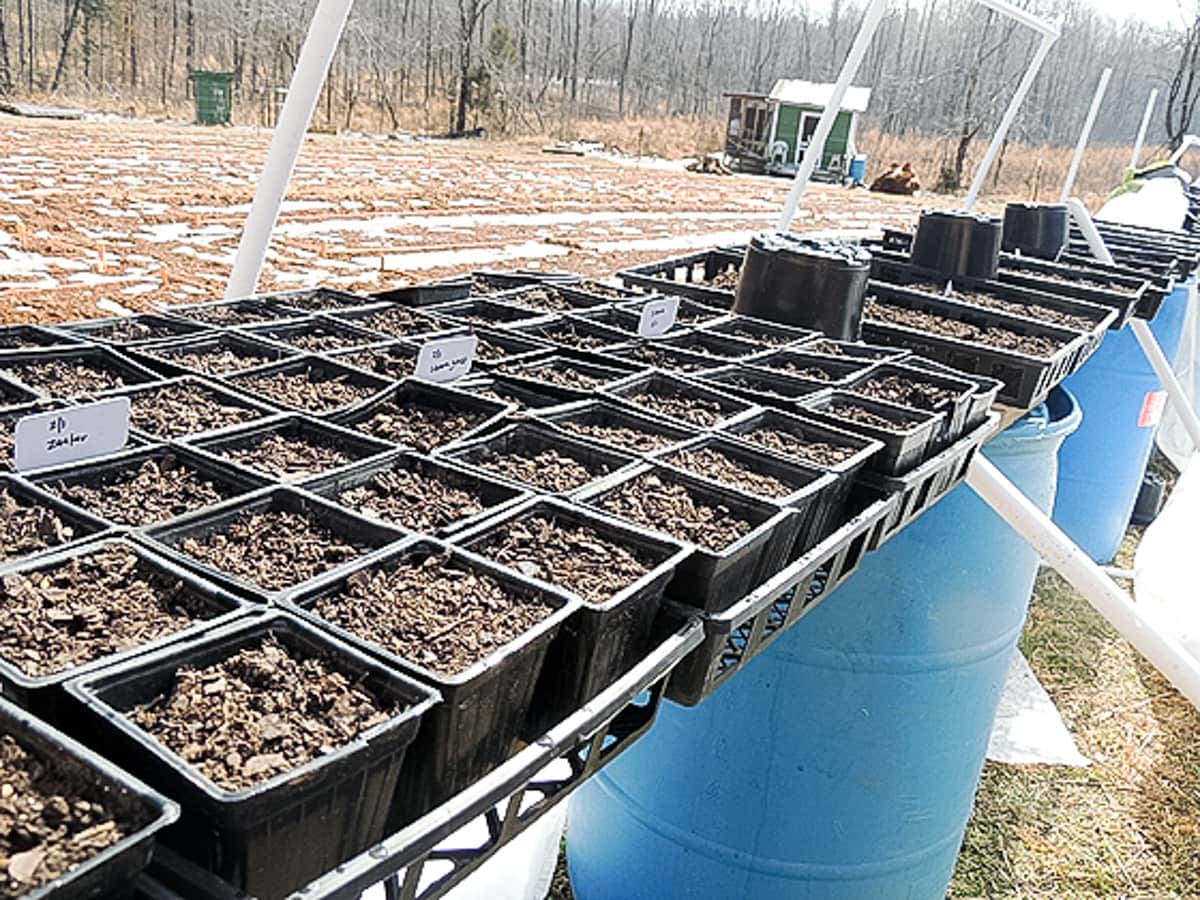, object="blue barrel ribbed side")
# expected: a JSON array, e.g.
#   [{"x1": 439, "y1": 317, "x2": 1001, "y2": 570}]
[
  {"x1": 1053, "y1": 280, "x2": 1192, "y2": 562},
  {"x1": 566, "y1": 389, "x2": 1081, "y2": 900}
]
